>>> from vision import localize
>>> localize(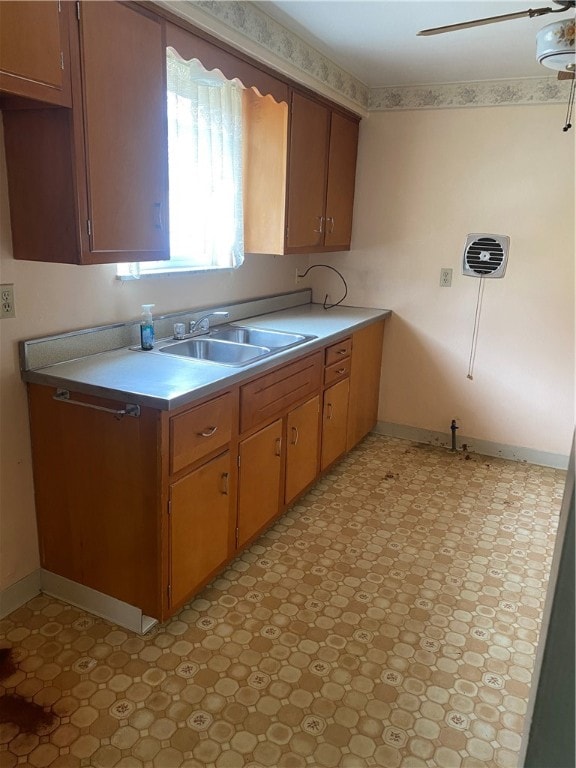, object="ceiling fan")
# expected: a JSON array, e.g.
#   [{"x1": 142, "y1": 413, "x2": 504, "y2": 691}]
[{"x1": 419, "y1": 0, "x2": 575, "y2": 79}]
